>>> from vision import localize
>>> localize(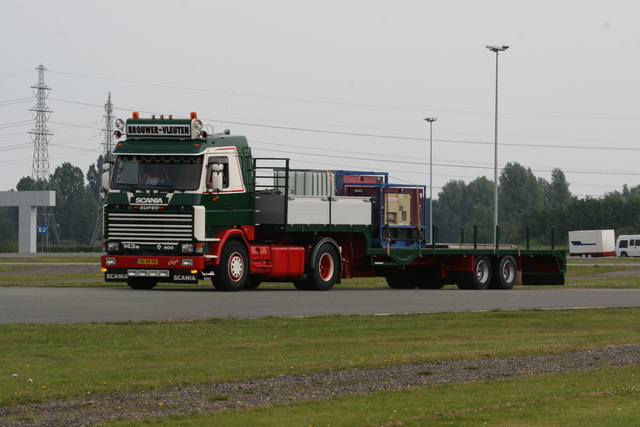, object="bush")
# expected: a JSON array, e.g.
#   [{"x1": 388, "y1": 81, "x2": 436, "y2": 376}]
[{"x1": 0, "y1": 242, "x2": 18, "y2": 253}]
